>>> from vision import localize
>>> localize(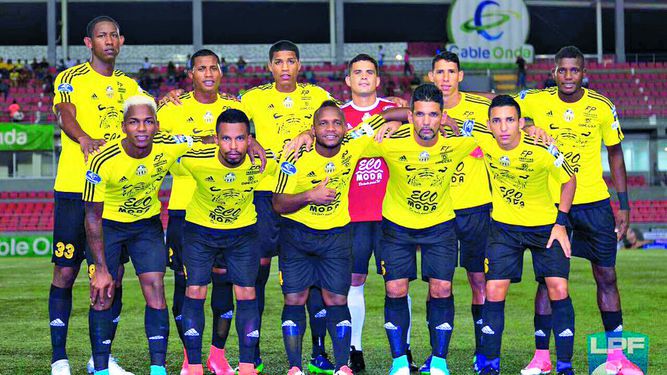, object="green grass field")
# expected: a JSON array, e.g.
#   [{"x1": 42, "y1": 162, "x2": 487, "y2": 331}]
[{"x1": 0, "y1": 251, "x2": 664, "y2": 374}]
